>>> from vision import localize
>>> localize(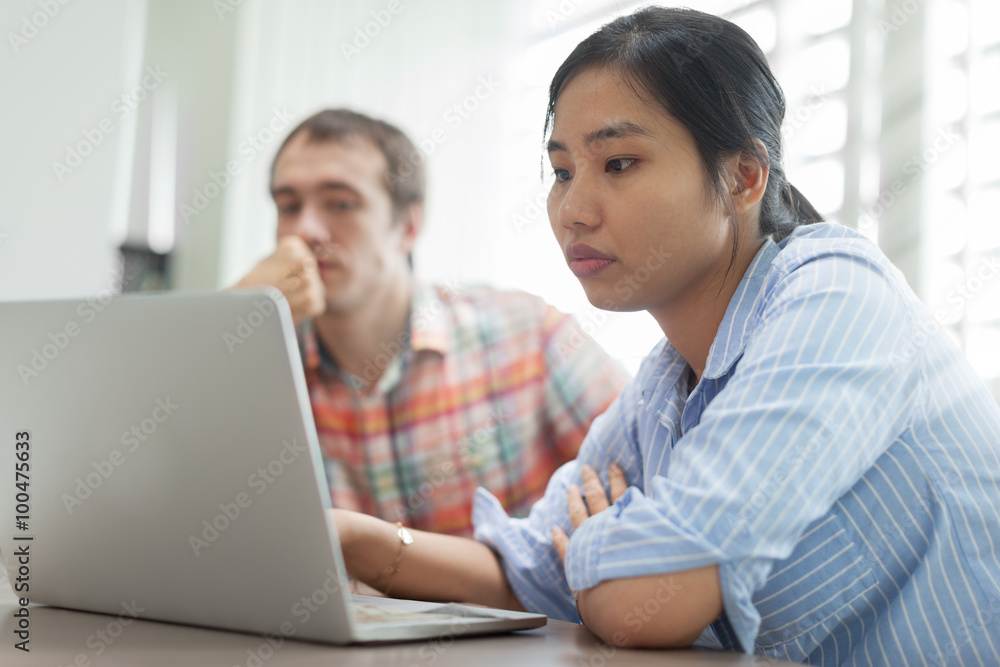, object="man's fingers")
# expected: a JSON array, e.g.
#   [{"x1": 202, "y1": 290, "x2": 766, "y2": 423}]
[
  {"x1": 581, "y1": 465, "x2": 609, "y2": 515},
  {"x1": 609, "y1": 462, "x2": 628, "y2": 502},
  {"x1": 566, "y1": 485, "x2": 589, "y2": 529},
  {"x1": 275, "y1": 234, "x2": 314, "y2": 257},
  {"x1": 551, "y1": 526, "x2": 568, "y2": 564}
]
